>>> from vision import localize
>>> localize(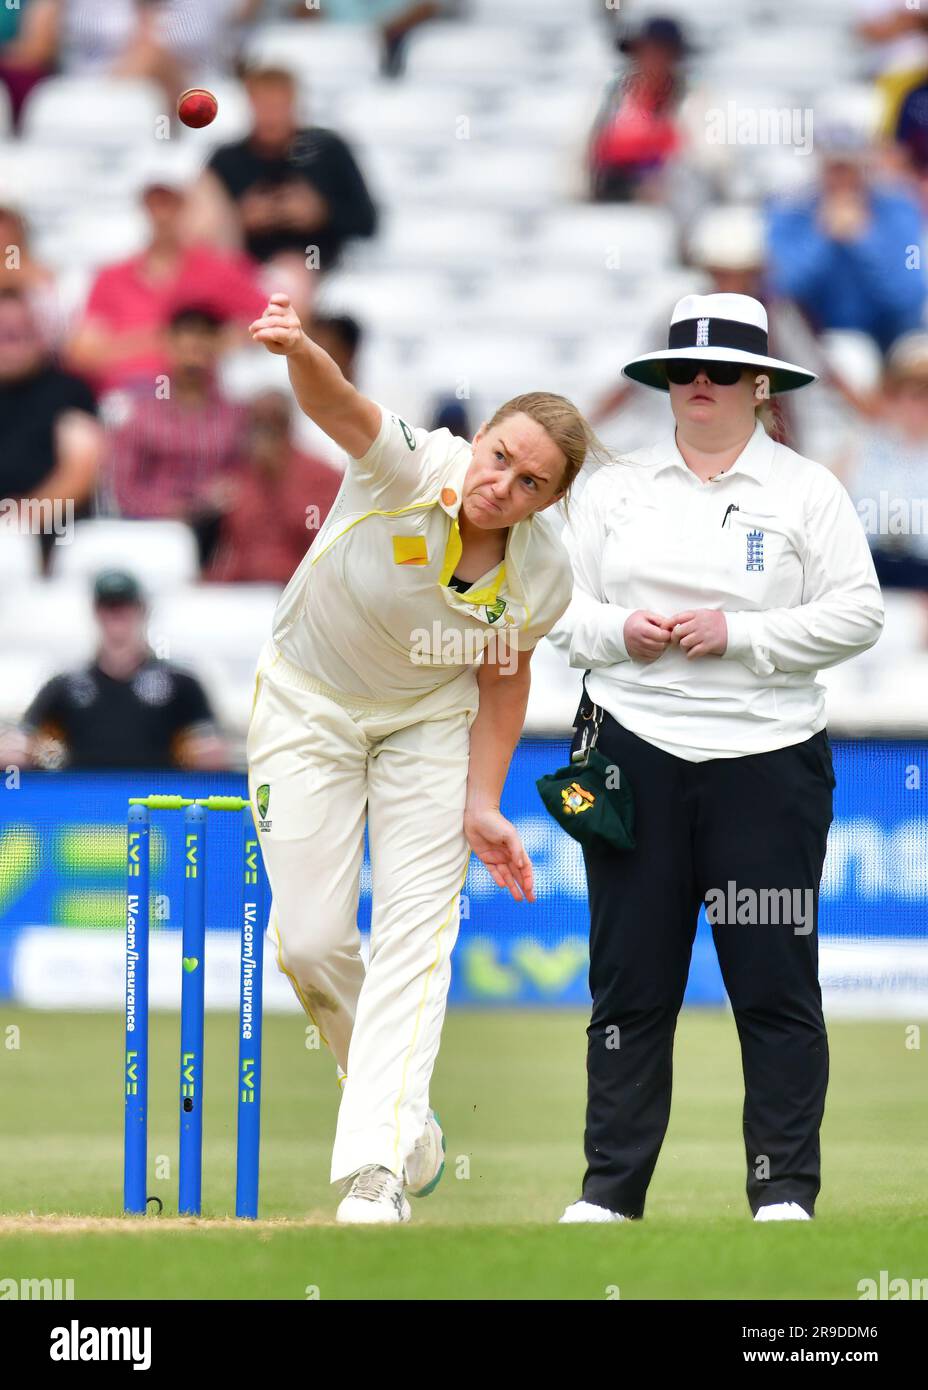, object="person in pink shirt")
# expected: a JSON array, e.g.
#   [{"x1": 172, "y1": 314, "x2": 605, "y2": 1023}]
[
  {"x1": 107, "y1": 304, "x2": 249, "y2": 569},
  {"x1": 208, "y1": 389, "x2": 343, "y2": 584},
  {"x1": 66, "y1": 168, "x2": 266, "y2": 396}
]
